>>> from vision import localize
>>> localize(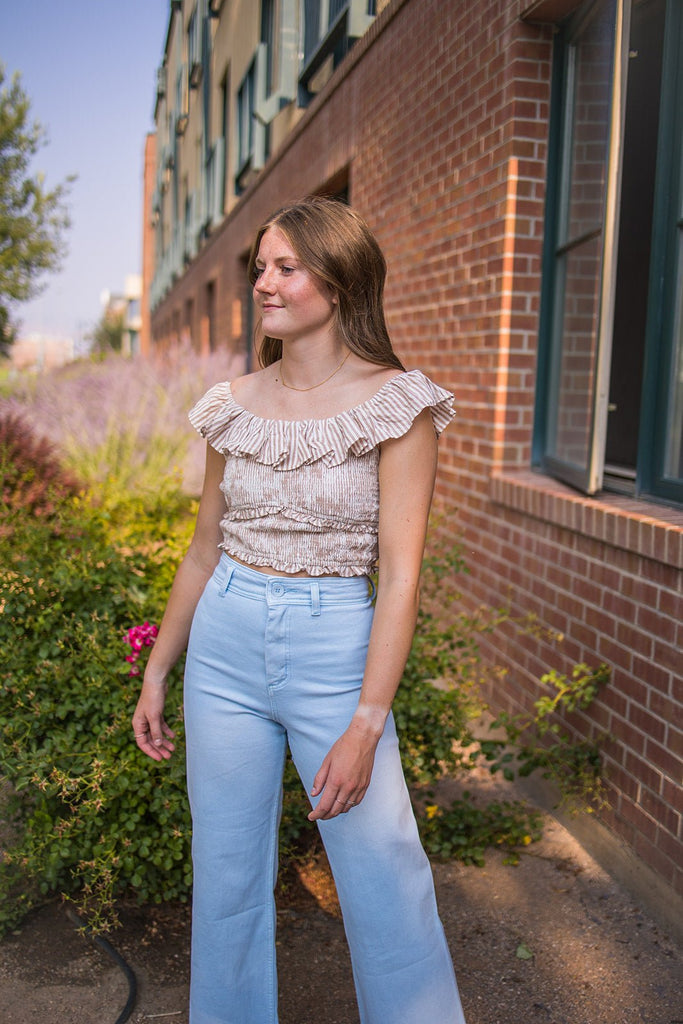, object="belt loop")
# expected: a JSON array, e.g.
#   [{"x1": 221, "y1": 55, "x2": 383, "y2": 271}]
[
  {"x1": 310, "y1": 581, "x2": 321, "y2": 616},
  {"x1": 220, "y1": 560, "x2": 236, "y2": 597},
  {"x1": 368, "y1": 576, "x2": 377, "y2": 602}
]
